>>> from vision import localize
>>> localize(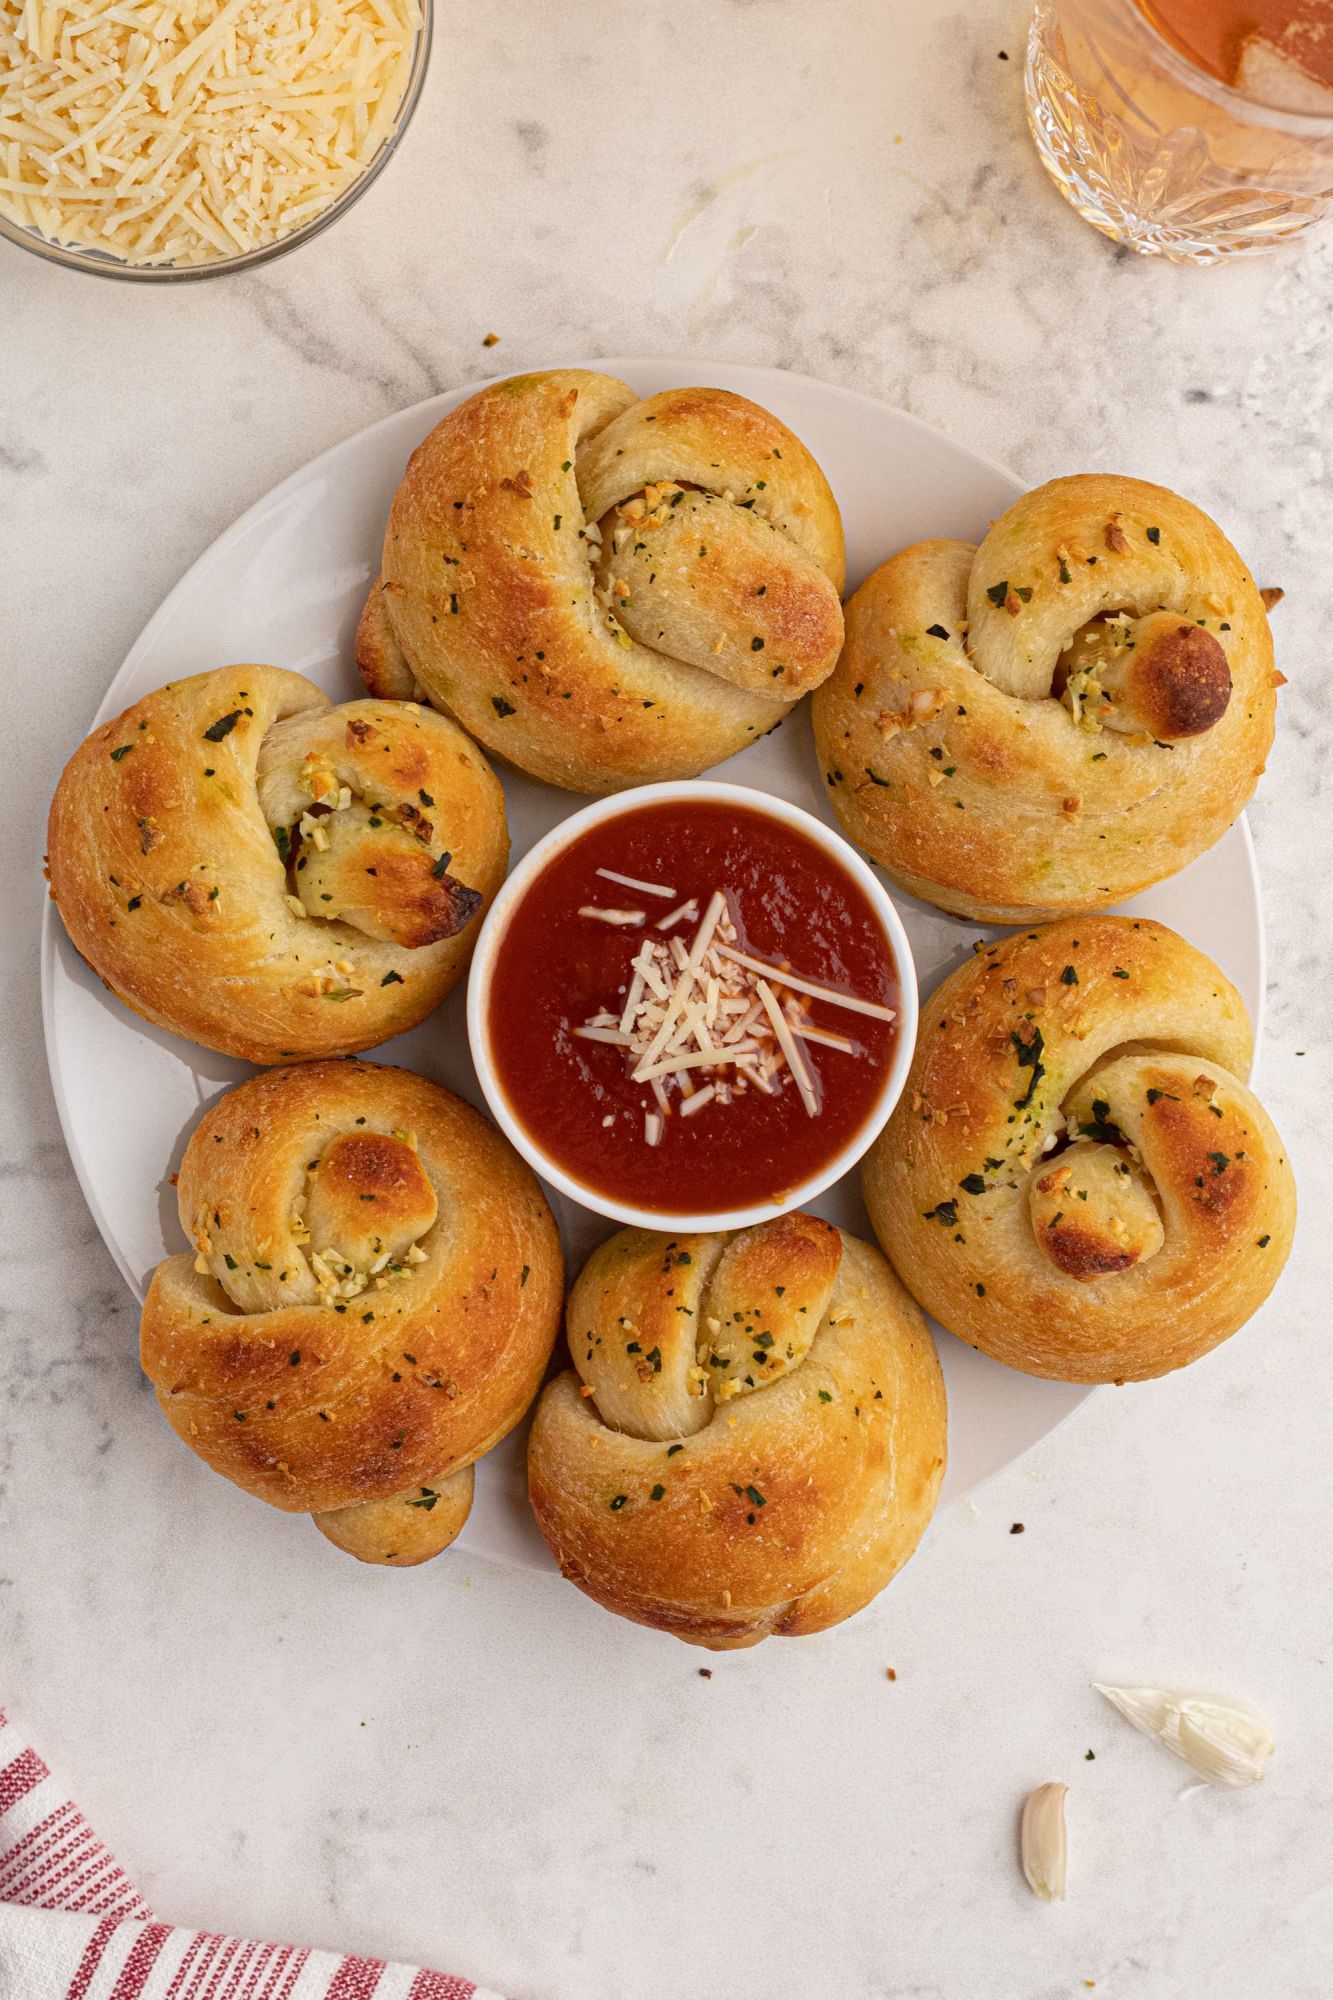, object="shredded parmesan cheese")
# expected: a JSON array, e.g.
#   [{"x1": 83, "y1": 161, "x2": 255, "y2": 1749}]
[
  {"x1": 573, "y1": 882, "x2": 895, "y2": 1140},
  {"x1": 595, "y1": 867, "x2": 676, "y2": 900},
  {"x1": 755, "y1": 978, "x2": 818, "y2": 1118},
  {"x1": 0, "y1": 0, "x2": 422, "y2": 268},
  {"x1": 714, "y1": 944, "x2": 898, "y2": 1022}
]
